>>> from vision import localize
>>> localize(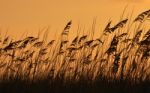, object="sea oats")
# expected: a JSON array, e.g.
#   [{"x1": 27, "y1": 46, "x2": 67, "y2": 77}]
[
  {"x1": 78, "y1": 35, "x2": 87, "y2": 44},
  {"x1": 84, "y1": 40, "x2": 94, "y2": 46},
  {"x1": 104, "y1": 21, "x2": 112, "y2": 34},
  {"x1": 133, "y1": 30, "x2": 143, "y2": 44},
  {"x1": 134, "y1": 9, "x2": 150, "y2": 22},
  {"x1": 110, "y1": 19, "x2": 128, "y2": 32},
  {"x1": 116, "y1": 33, "x2": 128, "y2": 40},
  {"x1": 3, "y1": 36, "x2": 9, "y2": 44},
  {"x1": 33, "y1": 41, "x2": 44, "y2": 47},
  {"x1": 47, "y1": 40, "x2": 55, "y2": 47},
  {"x1": 71, "y1": 36, "x2": 78, "y2": 46},
  {"x1": 106, "y1": 35, "x2": 119, "y2": 55},
  {"x1": 62, "y1": 21, "x2": 72, "y2": 35}
]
